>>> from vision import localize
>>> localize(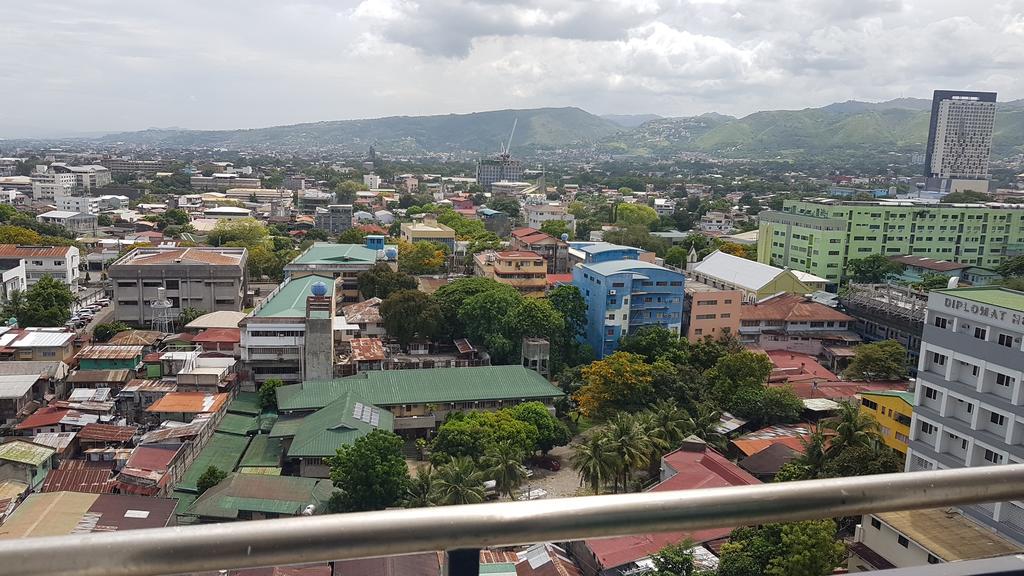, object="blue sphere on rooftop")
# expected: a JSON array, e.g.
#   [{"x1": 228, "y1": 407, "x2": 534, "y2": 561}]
[{"x1": 311, "y1": 282, "x2": 328, "y2": 297}]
